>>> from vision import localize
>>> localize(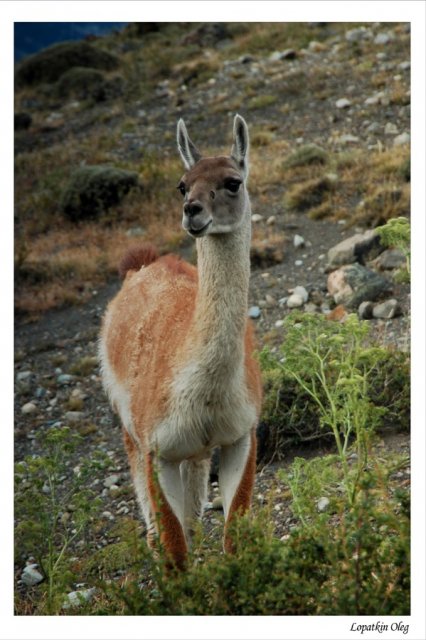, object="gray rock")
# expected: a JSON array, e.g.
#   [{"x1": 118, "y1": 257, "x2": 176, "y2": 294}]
[
  {"x1": 327, "y1": 230, "x2": 381, "y2": 268},
  {"x1": 104, "y1": 474, "x2": 120, "y2": 488},
  {"x1": 358, "y1": 301, "x2": 374, "y2": 319},
  {"x1": 372, "y1": 299, "x2": 402, "y2": 319},
  {"x1": 373, "y1": 248, "x2": 406, "y2": 271},
  {"x1": 65, "y1": 411, "x2": 84, "y2": 423},
  {"x1": 317, "y1": 497, "x2": 330, "y2": 513},
  {"x1": 22, "y1": 564, "x2": 44, "y2": 586},
  {"x1": 393, "y1": 132, "x2": 410, "y2": 146},
  {"x1": 62, "y1": 587, "x2": 96, "y2": 610},
  {"x1": 374, "y1": 32, "x2": 394, "y2": 45},
  {"x1": 57, "y1": 374, "x2": 75, "y2": 385},
  {"x1": 345, "y1": 27, "x2": 372, "y2": 42},
  {"x1": 248, "y1": 306, "x2": 261, "y2": 319},
  {"x1": 384, "y1": 122, "x2": 398, "y2": 135},
  {"x1": 17, "y1": 371, "x2": 33, "y2": 382},
  {"x1": 327, "y1": 264, "x2": 392, "y2": 308}
]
